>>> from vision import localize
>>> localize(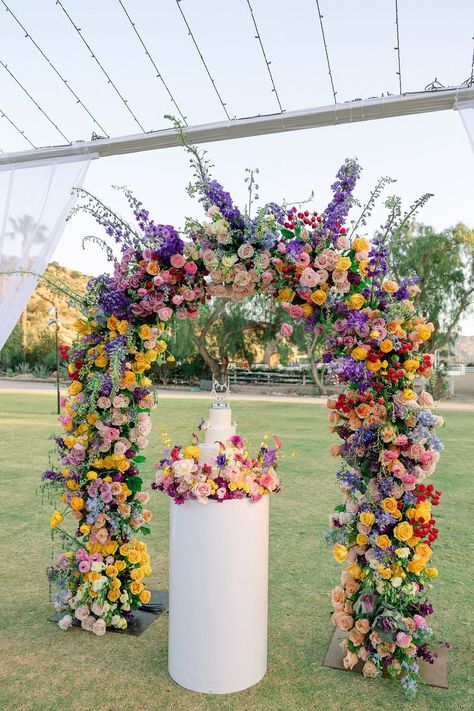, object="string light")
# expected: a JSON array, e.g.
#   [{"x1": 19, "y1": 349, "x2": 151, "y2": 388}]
[
  {"x1": 175, "y1": 0, "x2": 231, "y2": 120},
  {"x1": 461, "y1": 40, "x2": 474, "y2": 87},
  {"x1": 0, "y1": 105, "x2": 37, "y2": 148},
  {"x1": 244, "y1": 0, "x2": 284, "y2": 112},
  {"x1": 394, "y1": 0, "x2": 403, "y2": 94},
  {"x1": 0, "y1": 59, "x2": 71, "y2": 143},
  {"x1": 1, "y1": 0, "x2": 108, "y2": 137},
  {"x1": 55, "y1": 0, "x2": 146, "y2": 132},
  {"x1": 314, "y1": 0, "x2": 337, "y2": 104},
  {"x1": 117, "y1": 0, "x2": 187, "y2": 125}
]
